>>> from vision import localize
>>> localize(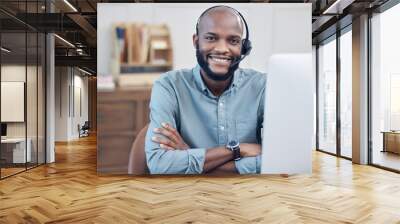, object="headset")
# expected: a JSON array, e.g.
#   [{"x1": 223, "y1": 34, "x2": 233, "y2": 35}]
[{"x1": 195, "y1": 5, "x2": 252, "y2": 57}]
